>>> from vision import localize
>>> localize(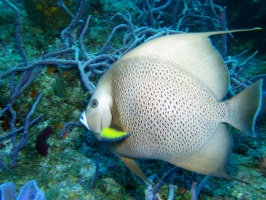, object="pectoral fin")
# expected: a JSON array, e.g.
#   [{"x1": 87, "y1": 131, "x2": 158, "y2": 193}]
[
  {"x1": 98, "y1": 127, "x2": 130, "y2": 142},
  {"x1": 120, "y1": 156, "x2": 152, "y2": 185}
]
